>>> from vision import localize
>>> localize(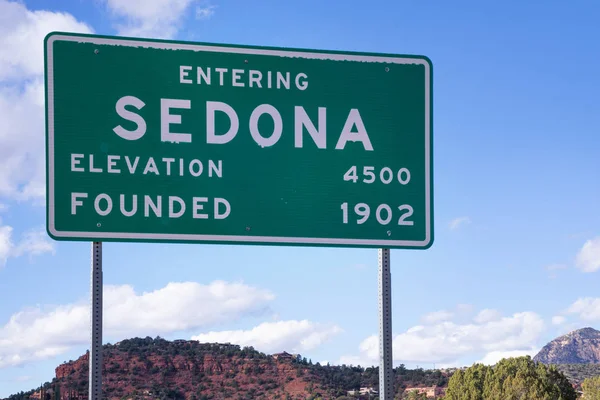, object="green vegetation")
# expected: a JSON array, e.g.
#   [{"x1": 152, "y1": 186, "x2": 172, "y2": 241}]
[
  {"x1": 4, "y1": 390, "x2": 37, "y2": 400},
  {"x1": 557, "y1": 364, "x2": 600, "y2": 385},
  {"x1": 582, "y1": 376, "x2": 600, "y2": 399},
  {"x1": 395, "y1": 365, "x2": 449, "y2": 390},
  {"x1": 443, "y1": 356, "x2": 577, "y2": 400}
]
